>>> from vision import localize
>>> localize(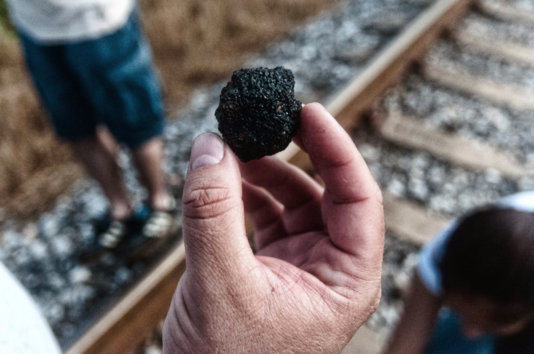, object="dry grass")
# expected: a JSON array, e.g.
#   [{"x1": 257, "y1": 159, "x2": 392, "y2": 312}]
[
  {"x1": 142, "y1": 0, "x2": 336, "y2": 109},
  {"x1": 0, "y1": 0, "x2": 336, "y2": 222},
  {"x1": 0, "y1": 36, "x2": 80, "y2": 220}
]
